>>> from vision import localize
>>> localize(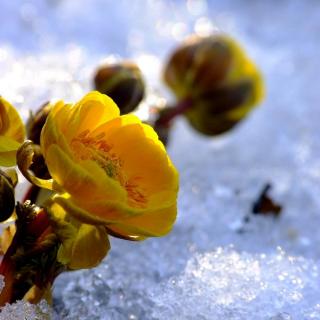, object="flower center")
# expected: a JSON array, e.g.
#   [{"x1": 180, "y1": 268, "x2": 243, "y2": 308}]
[
  {"x1": 70, "y1": 130, "x2": 147, "y2": 208},
  {"x1": 71, "y1": 130, "x2": 122, "y2": 180}
]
